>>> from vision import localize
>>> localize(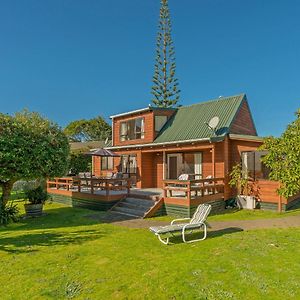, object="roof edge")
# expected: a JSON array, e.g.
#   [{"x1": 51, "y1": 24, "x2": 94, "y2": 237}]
[
  {"x1": 105, "y1": 137, "x2": 212, "y2": 150},
  {"x1": 229, "y1": 134, "x2": 264, "y2": 142}
]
